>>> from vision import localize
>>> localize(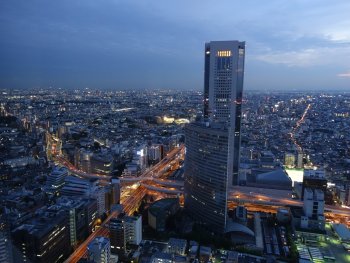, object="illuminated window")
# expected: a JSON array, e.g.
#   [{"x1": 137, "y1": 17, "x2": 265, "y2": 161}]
[{"x1": 217, "y1": 50, "x2": 231, "y2": 57}]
